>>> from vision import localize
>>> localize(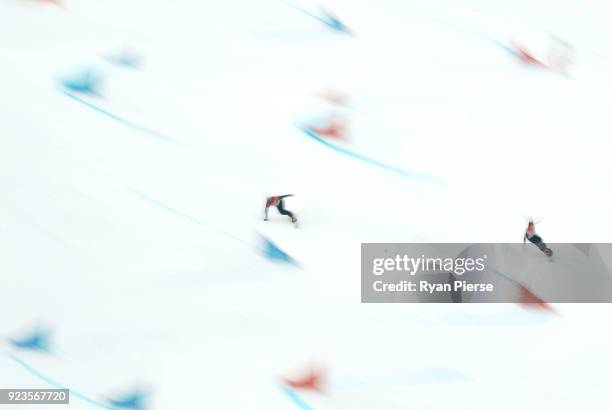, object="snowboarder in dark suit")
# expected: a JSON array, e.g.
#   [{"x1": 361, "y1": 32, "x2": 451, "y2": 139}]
[
  {"x1": 524, "y1": 220, "x2": 552, "y2": 257},
  {"x1": 264, "y1": 195, "x2": 297, "y2": 223}
]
